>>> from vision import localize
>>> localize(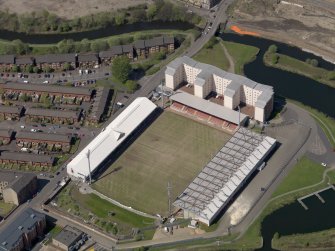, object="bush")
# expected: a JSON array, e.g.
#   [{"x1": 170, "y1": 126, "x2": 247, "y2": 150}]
[
  {"x1": 310, "y1": 59, "x2": 319, "y2": 67},
  {"x1": 268, "y1": 44, "x2": 278, "y2": 53},
  {"x1": 271, "y1": 54, "x2": 279, "y2": 64},
  {"x1": 205, "y1": 37, "x2": 218, "y2": 49},
  {"x1": 125, "y1": 80, "x2": 137, "y2": 92}
]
